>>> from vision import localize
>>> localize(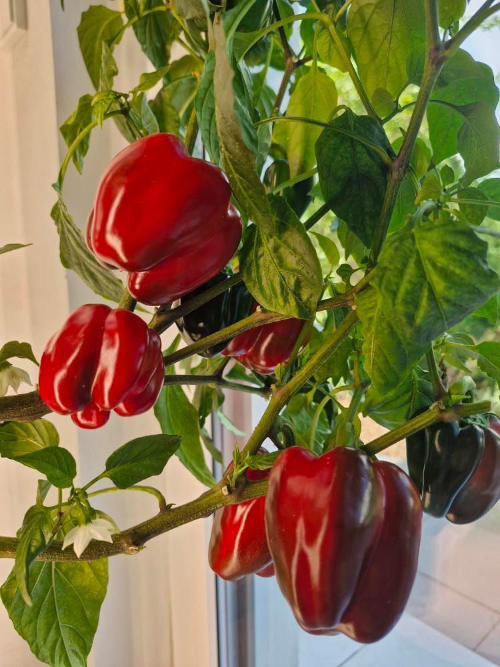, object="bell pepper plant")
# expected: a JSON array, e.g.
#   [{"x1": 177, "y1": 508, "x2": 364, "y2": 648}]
[{"x1": 1, "y1": 1, "x2": 500, "y2": 664}]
